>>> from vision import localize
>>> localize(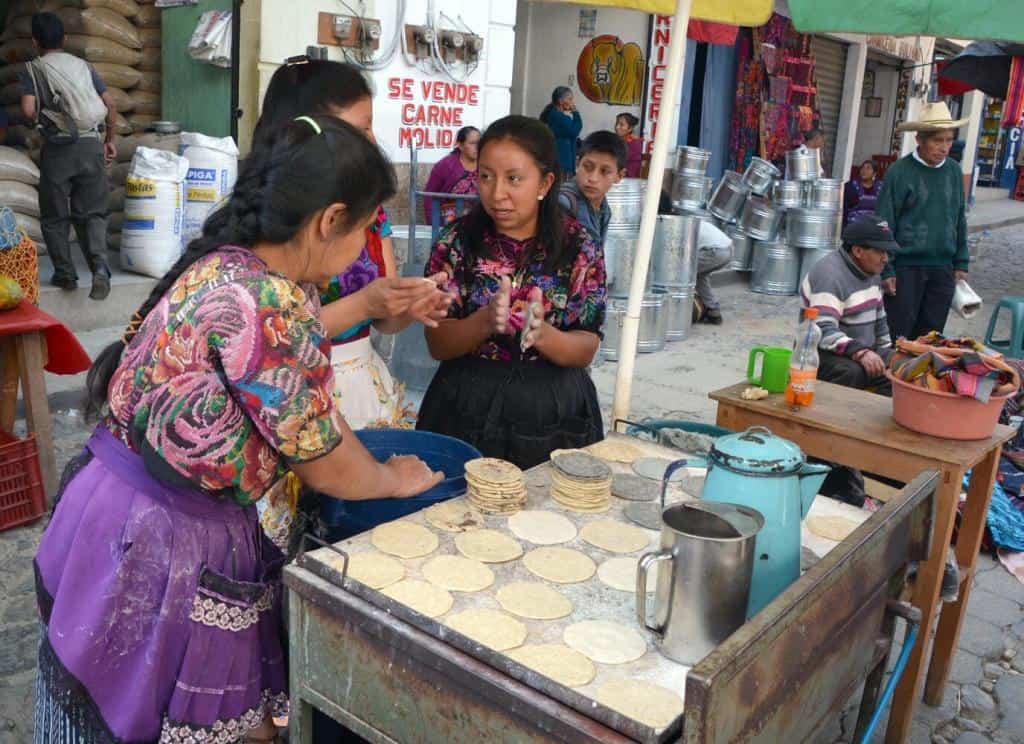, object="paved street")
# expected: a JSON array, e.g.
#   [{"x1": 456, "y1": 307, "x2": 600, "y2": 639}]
[{"x1": 1, "y1": 224, "x2": 1022, "y2": 743}]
